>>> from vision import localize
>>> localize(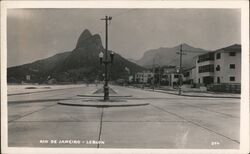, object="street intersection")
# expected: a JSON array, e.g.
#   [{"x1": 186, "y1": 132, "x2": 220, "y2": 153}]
[{"x1": 8, "y1": 84, "x2": 240, "y2": 149}]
